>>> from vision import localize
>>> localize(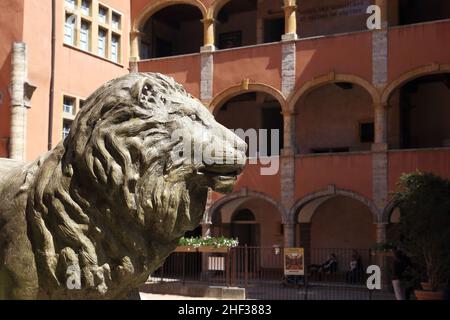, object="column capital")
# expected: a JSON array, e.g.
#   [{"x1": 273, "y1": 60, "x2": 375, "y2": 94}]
[
  {"x1": 130, "y1": 30, "x2": 145, "y2": 37},
  {"x1": 281, "y1": 110, "x2": 297, "y2": 117},
  {"x1": 201, "y1": 18, "x2": 215, "y2": 25},
  {"x1": 200, "y1": 44, "x2": 216, "y2": 53},
  {"x1": 281, "y1": 33, "x2": 298, "y2": 42},
  {"x1": 374, "y1": 102, "x2": 389, "y2": 110}
]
